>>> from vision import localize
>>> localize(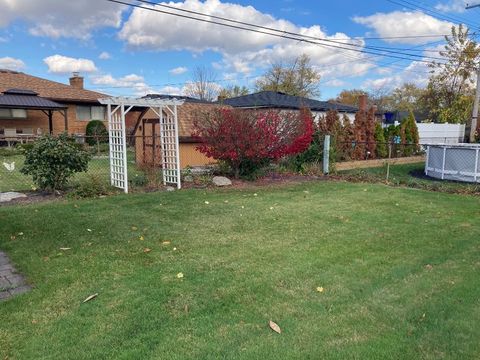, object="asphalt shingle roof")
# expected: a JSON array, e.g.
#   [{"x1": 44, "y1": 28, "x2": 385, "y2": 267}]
[
  {"x1": 0, "y1": 69, "x2": 106, "y2": 103},
  {"x1": 222, "y1": 91, "x2": 358, "y2": 113}
]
